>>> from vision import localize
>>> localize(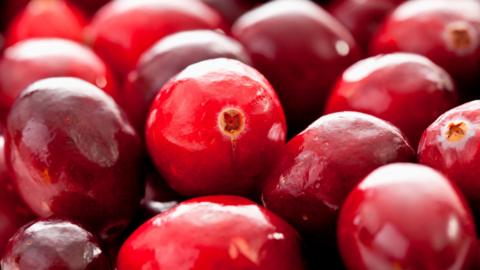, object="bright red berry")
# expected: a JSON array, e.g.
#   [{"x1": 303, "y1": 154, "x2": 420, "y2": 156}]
[
  {"x1": 146, "y1": 58, "x2": 286, "y2": 197},
  {"x1": 338, "y1": 163, "x2": 477, "y2": 270}
]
